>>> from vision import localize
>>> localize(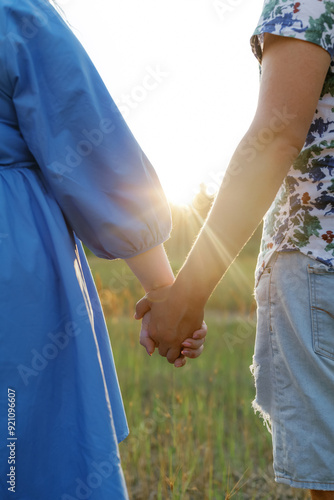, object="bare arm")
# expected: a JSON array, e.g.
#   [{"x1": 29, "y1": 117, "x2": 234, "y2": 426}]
[
  {"x1": 175, "y1": 35, "x2": 331, "y2": 304},
  {"x1": 136, "y1": 35, "x2": 331, "y2": 361},
  {"x1": 125, "y1": 244, "x2": 174, "y2": 293}
]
